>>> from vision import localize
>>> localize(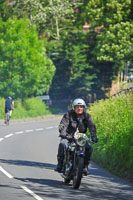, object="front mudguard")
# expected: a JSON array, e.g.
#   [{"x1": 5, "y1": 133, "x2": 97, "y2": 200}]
[
  {"x1": 73, "y1": 150, "x2": 85, "y2": 169},
  {"x1": 76, "y1": 149, "x2": 85, "y2": 157}
]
